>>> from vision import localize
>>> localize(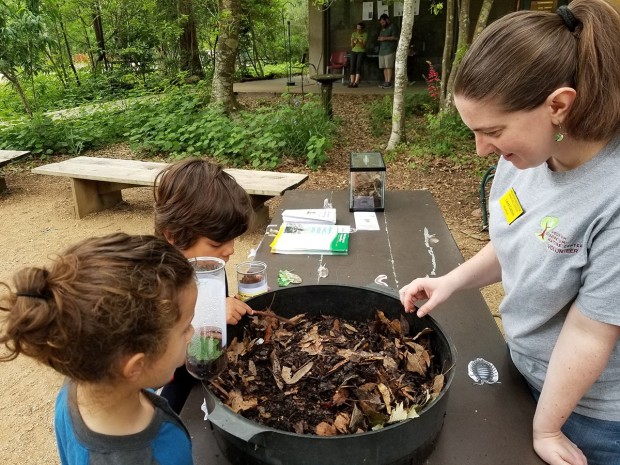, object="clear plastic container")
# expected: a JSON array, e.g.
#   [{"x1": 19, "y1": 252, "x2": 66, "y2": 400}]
[
  {"x1": 236, "y1": 261, "x2": 268, "y2": 301},
  {"x1": 186, "y1": 257, "x2": 227, "y2": 380}
]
